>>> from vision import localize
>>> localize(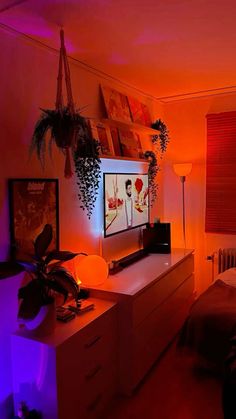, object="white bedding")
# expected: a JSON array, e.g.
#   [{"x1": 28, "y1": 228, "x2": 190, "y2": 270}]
[{"x1": 217, "y1": 267, "x2": 236, "y2": 287}]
